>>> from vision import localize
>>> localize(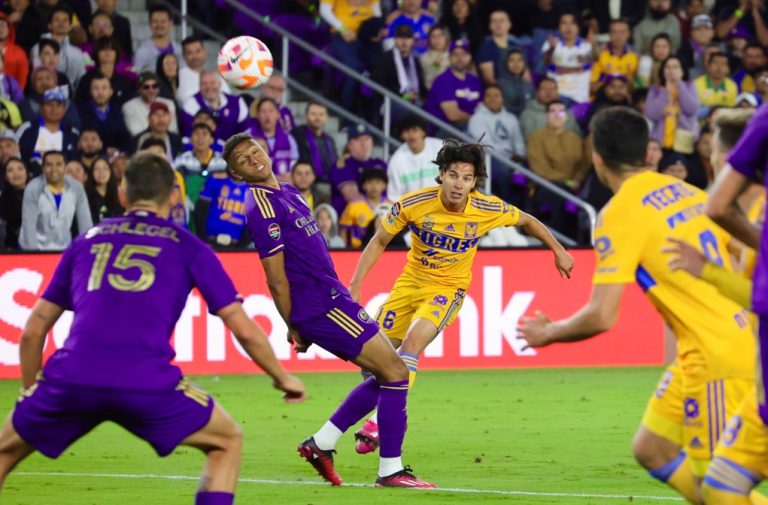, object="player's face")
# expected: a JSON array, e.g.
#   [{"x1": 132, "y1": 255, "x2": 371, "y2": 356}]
[
  {"x1": 291, "y1": 163, "x2": 315, "y2": 191},
  {"x1": 231, "y1": 139, "x2": 273, "y2": 183},
  {"x1": 44, "y1": 154, "x2": 66, "y2": 185},
  {"x1": 440, "y1": 162, "x2": 476, "y2": 205},
  {"x1": 305, "y1": 104, "x2": 328, "y2": 131},
  {"x1": 4, "y1": 160, "x2": 28, "y2": 190}
]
